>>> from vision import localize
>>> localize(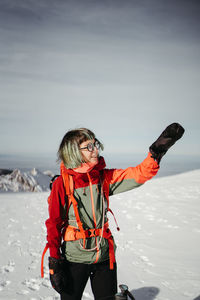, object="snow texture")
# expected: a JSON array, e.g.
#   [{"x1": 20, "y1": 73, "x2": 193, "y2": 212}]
[
  {"x1": 0, "y1": 168, "x2": 53, "y2": 192},
  {"x1": 0, "y1": 170, "x2": 200, "y2": 300}
]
